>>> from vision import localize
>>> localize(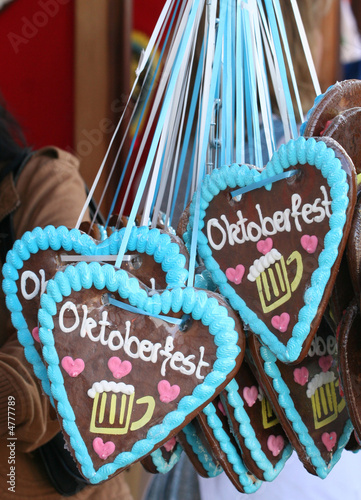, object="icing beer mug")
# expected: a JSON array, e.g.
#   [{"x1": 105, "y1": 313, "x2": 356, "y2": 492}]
[
  {"x1": 89, "y1": 382, "x2": 156, "y2": 435},
  {"x1": 250, "y1": 250, "x2": 303, "y2": 314},
  {"x1": 261, "y1": 396, "x2": 279, "y2": 429},
  {"x1": 308, "y1": 375, "x2": 346, "y2": 430}
]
